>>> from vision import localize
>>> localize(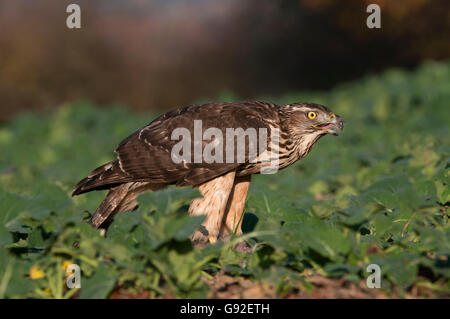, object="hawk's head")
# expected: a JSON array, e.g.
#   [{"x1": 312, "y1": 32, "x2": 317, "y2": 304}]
[{"x1": 280, "y1": 102, "x2": 344, "y2": 138}]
